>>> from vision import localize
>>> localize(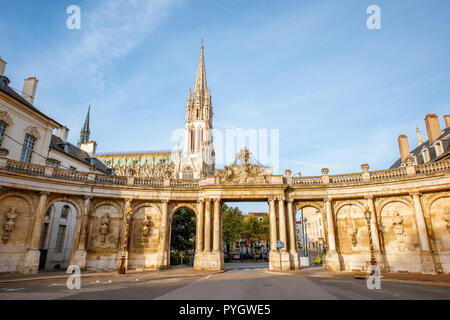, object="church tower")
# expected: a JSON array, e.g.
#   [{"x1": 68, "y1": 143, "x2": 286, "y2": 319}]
[{"x1": 178, "y1": 43, "x2": 215, "y2": 178}]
